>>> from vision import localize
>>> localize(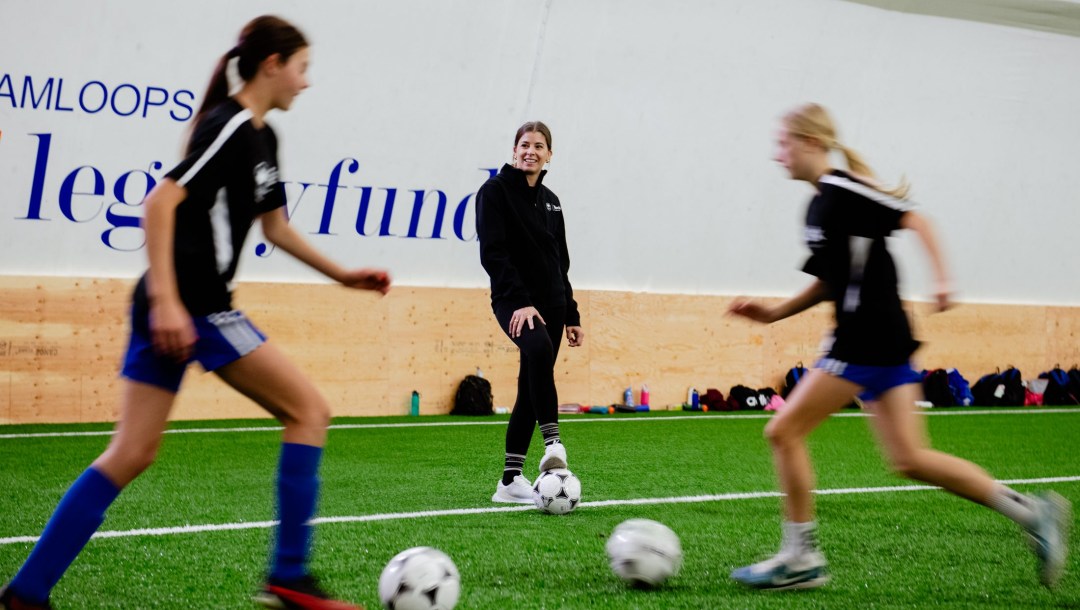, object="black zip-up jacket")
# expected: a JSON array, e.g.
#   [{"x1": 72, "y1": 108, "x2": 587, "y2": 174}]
[{"x1": 476, "y1": 164, "x2": 580, "y2": 326}]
